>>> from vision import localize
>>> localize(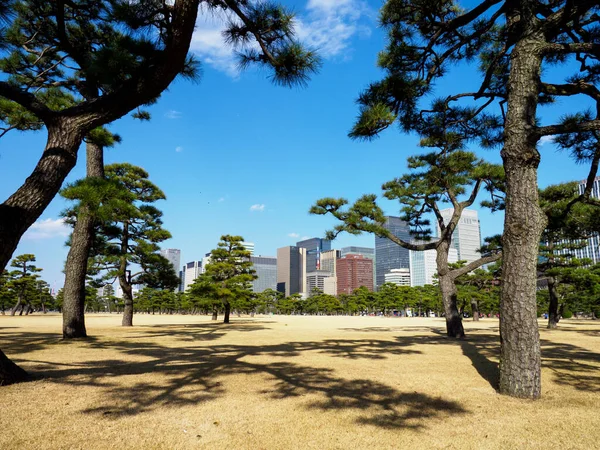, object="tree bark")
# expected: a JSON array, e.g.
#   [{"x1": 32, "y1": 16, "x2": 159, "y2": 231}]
[
  {"x1": 224, "y1": 301, "x2": 231, "y2": 324},
  {"x1": 10, "y1": 294, "x2": 22, "y2": 316},
  {"x1": 547, "y1": 277, "x2": 560, "y2": 329},
  {"x1": 471, "y1": 299, "x2": 480, "y2": 321},
  {"x1": 62, "y1": 142, "x2": 105, "y2": 339},
  {"x1": 121, "y1": 280, "x2": 134, "y2": 327},
  {"x1": 211, "y1": 305, "x2": 218, "y2": 320},
  {"x1": 499, "y1": 27, "x2": 546, "y2": 398},
  {"x1": 0, "y1": 348, "x2": 29, "y2": 386},
  {"x1": 439, "y1": 273, "x2": 465, "y2": 338},
  {"x1": 0, "y1": 122, "x2": 84, "y2": 273}
]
